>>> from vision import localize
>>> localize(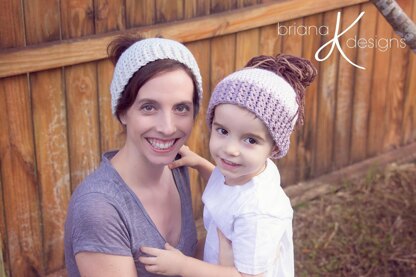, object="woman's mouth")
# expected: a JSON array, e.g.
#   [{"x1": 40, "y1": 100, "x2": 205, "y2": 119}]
[{"x1": 147, "y1": 138, "x2": 178, "y2": 152}]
